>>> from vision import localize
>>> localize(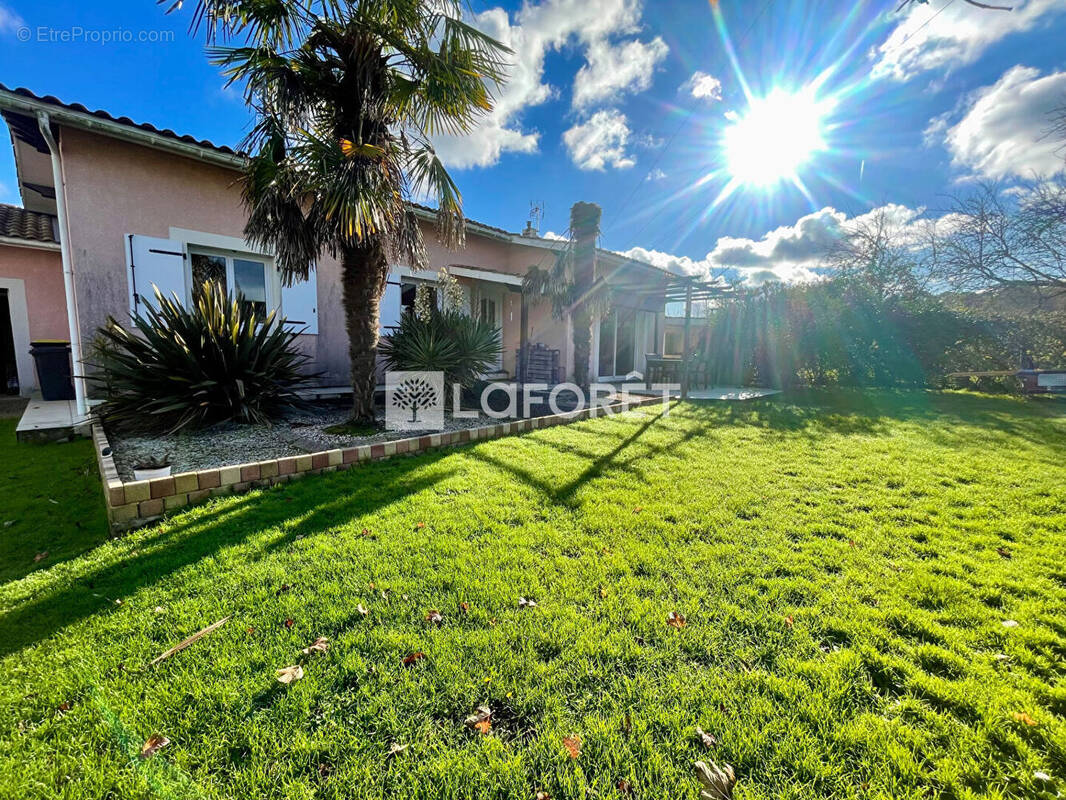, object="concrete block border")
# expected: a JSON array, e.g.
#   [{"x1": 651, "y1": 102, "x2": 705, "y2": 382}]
[{"x1": 93, "y1": 395, "x2": 666, "y2": 532}]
